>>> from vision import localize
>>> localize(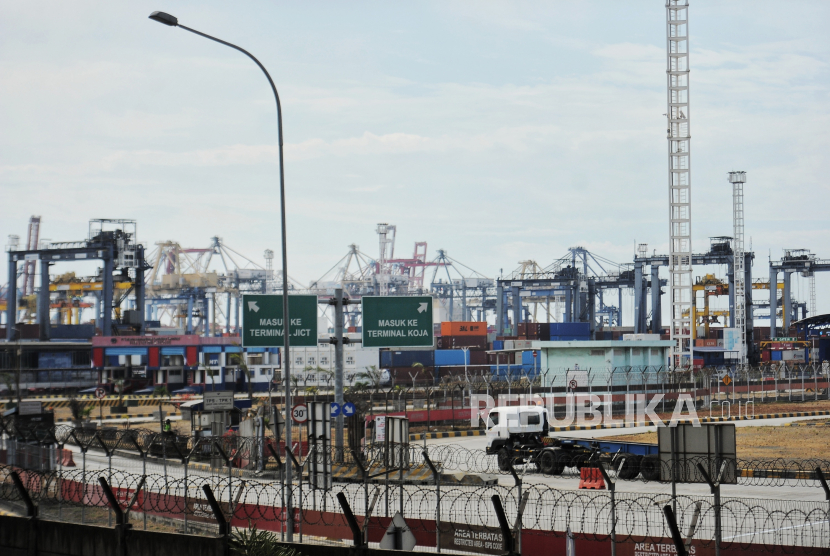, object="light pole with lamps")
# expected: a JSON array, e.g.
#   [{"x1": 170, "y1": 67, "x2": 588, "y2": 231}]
[{"x1": 147, "y1": 11, "x2": 295, "y2": 539}]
